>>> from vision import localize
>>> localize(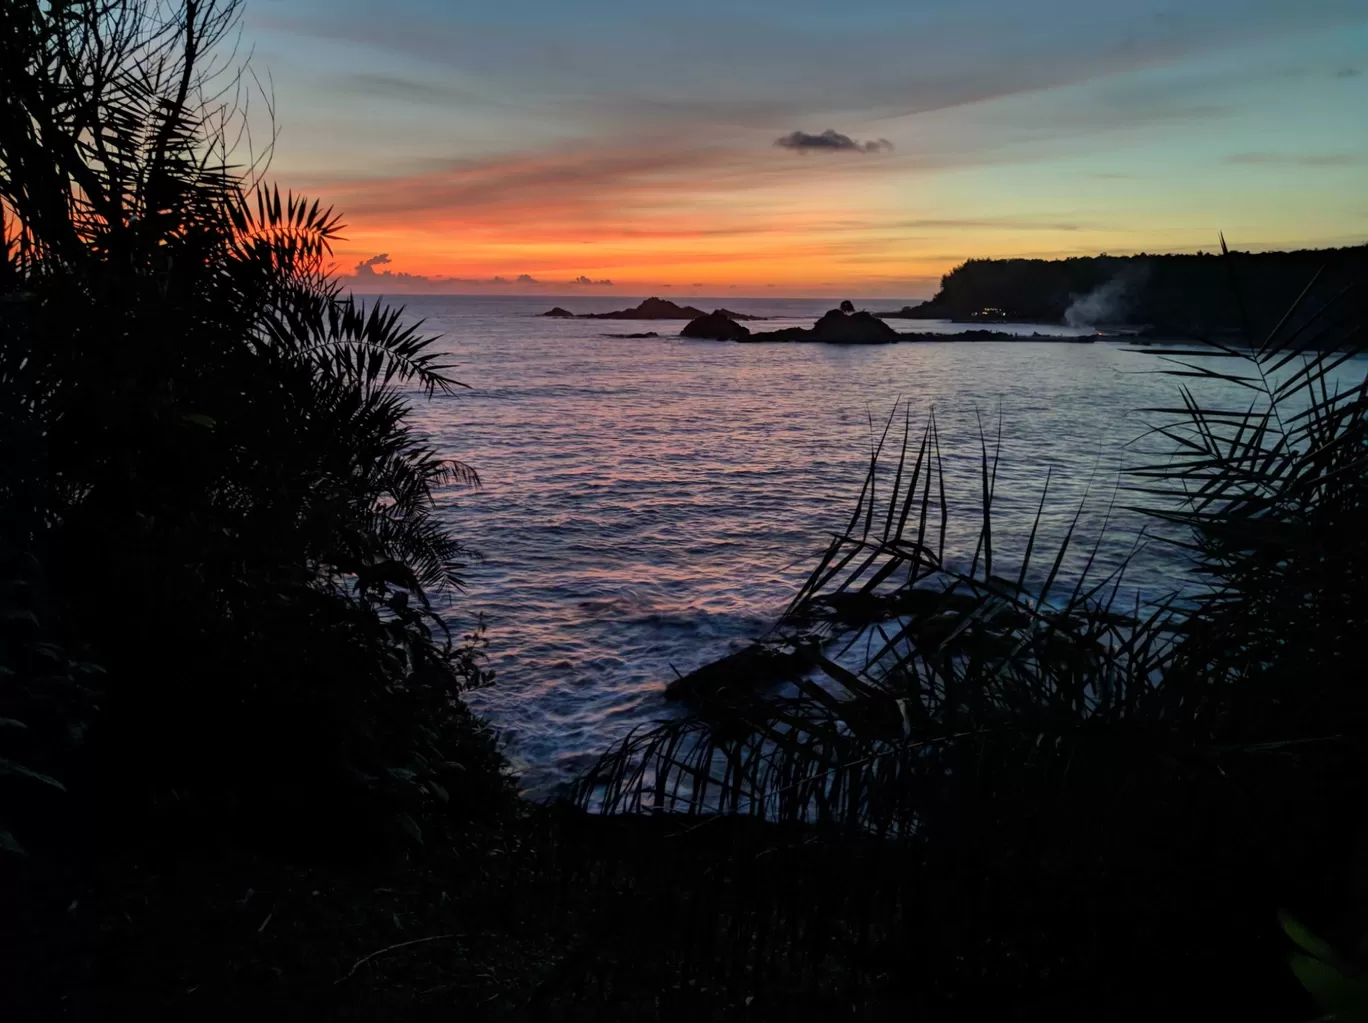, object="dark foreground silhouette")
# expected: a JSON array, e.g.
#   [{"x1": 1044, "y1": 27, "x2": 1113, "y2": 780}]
[{"x1": 4, "y1": 3, "x2": 1367, "y2": 1020}]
